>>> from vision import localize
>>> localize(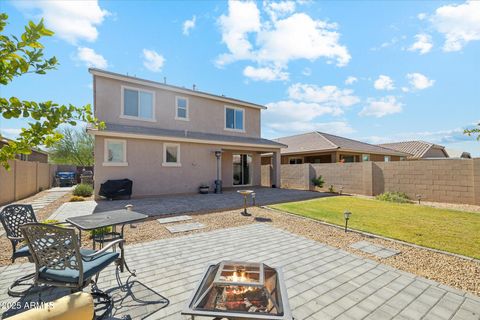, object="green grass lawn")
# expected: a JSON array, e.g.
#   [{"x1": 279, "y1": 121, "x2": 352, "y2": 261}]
[{"x1": 270, "y1": 196, "x2": 480, "y2": 259}]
